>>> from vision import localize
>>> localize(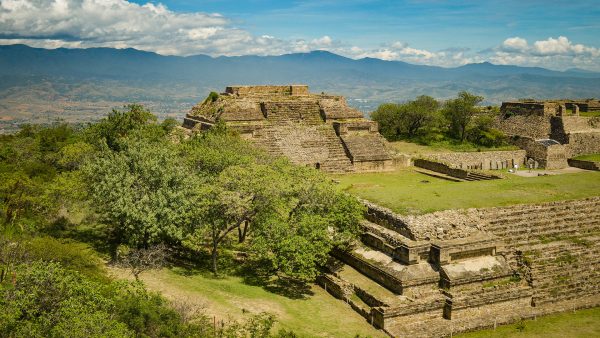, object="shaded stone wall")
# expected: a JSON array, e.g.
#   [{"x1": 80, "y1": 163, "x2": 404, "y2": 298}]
[{"x1": 567, "y1": 158, "x2": 600, "y2": 171}]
